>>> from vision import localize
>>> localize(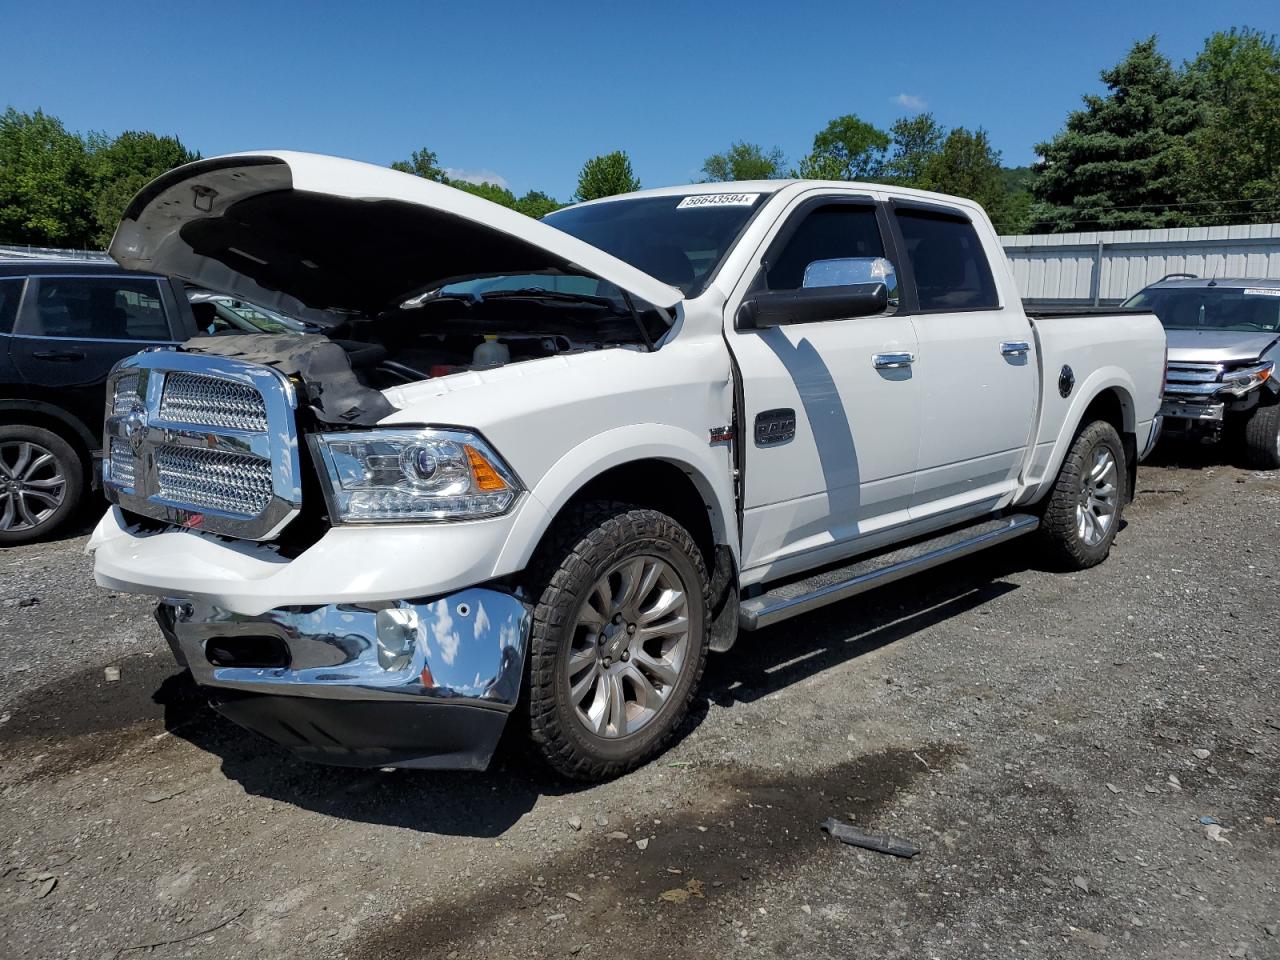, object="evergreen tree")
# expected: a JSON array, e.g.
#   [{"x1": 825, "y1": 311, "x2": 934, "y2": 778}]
[
  {"x1": 882, "y1": 113, "x2": 946, "y2": 187},
  {"x1": 1030, "y1": 38, "x2": 1202, "y2": 231},
  {"x1": 920, "y1": 128, "x2": 1012, "y2": 229}
]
